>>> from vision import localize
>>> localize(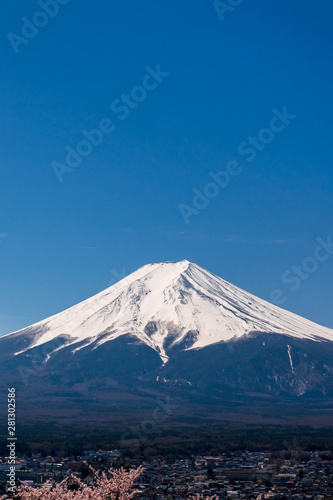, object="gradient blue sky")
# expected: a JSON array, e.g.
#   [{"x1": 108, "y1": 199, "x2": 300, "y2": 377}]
[{"x1": 1, "y1": 0, "x2": 332, "y2": 335}]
